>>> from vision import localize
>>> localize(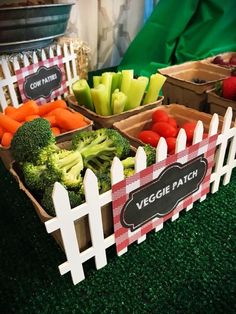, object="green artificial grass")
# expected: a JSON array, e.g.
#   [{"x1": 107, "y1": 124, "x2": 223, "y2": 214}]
[{"x1": 0, "y1": 159, "x2": 235, "y2": 314}]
